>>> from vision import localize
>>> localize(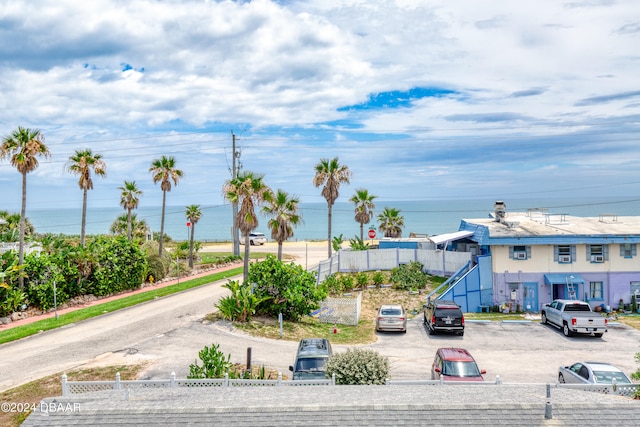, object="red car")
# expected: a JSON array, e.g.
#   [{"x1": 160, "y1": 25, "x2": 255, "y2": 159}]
[{"x1": 431, "y1": 347, "x2": 486, "y2": 382}]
